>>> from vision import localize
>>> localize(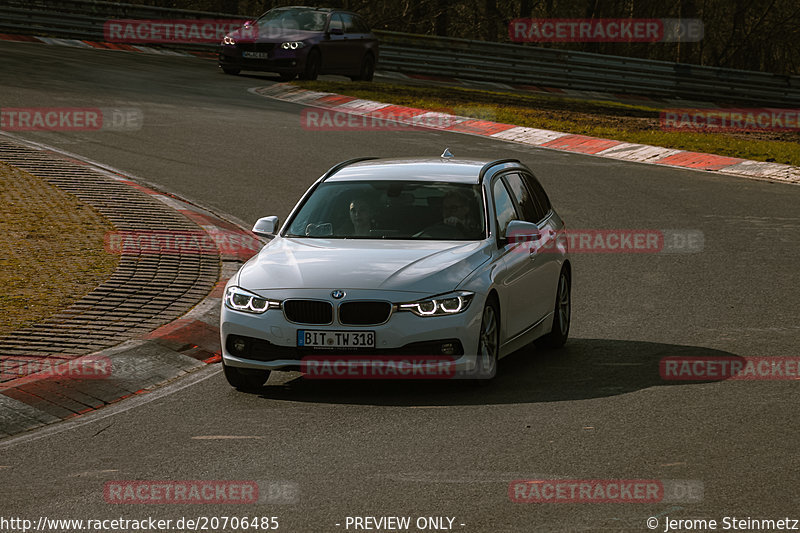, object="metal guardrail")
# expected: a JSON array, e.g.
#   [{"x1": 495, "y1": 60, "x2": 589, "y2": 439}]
[{"x1": 3, "y1": 0, "x2": 800, "y2": 105}]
